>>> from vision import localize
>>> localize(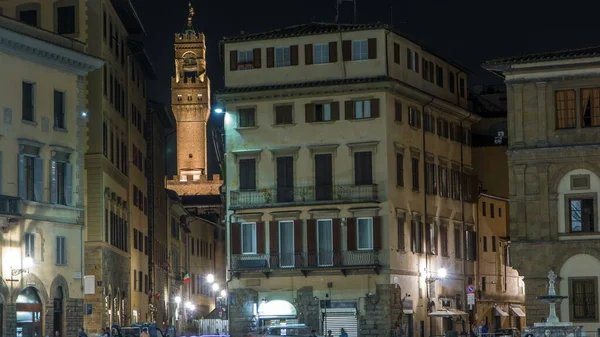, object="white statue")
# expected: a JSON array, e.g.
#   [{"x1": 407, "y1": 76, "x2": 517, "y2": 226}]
[{"x1": 548, "y1": 270, "x2": 557, "y2": 296}]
